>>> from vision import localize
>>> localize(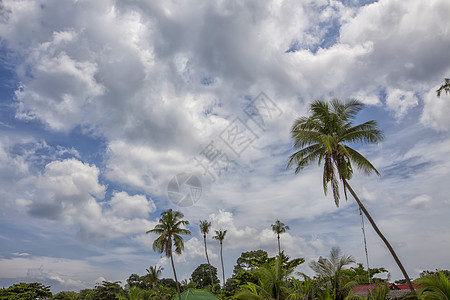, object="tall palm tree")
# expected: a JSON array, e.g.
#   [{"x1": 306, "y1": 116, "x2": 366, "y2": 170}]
[
  {"x1": 146, "y1": 209, "x2": 191, "y2": 300},
  {"x1": 287, "y1": 99, "x2": 414, "y2": 292},
  {"x1": 271, "y1": 220, "x2": 290, "y2": 255},
  {"x1": 213, "y1": 229, "x2": 227, "y2": 288},
  {"x1": 309, "y1": 247, "x2": 355, "y2": 300},
  {"x1": 199, "y1": 220, "x2": 214, "y2": 285},
  {"x1": 146, "y1": 265, "x2": 163, "y2": 289}
]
